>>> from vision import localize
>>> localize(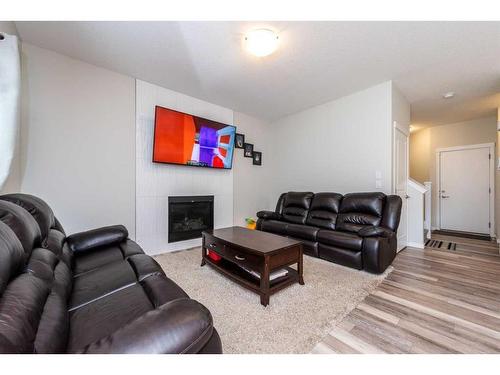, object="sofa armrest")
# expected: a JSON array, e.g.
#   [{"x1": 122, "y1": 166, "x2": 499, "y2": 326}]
[
  {"x1": 358, "y1": 226, "x2": 393, "y2": 238},
  {"x1": 66, "y1": 225, "x2": 128, "y2": 253},
  {"x1": 362, "y1": 235, "x2": 397, "y2": 274},
  {"x1": 77, "y1": 299, "x2": 215, "y2": 354},
  {"x1": 257, "y1": 210, "x2": 281, "y2": 220}
]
